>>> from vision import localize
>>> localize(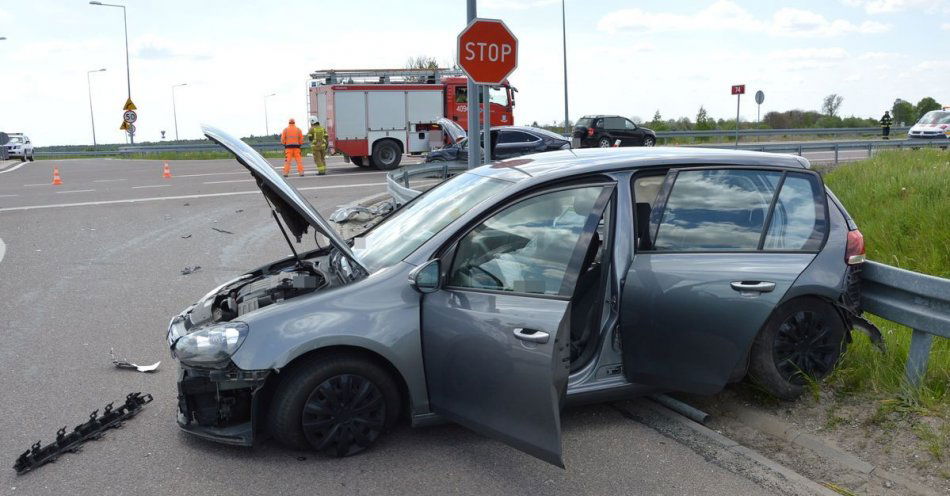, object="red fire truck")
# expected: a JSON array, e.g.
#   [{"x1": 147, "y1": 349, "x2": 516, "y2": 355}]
[{"x1": 308, "y1": 68, "x2": 515, "y2": 170}]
